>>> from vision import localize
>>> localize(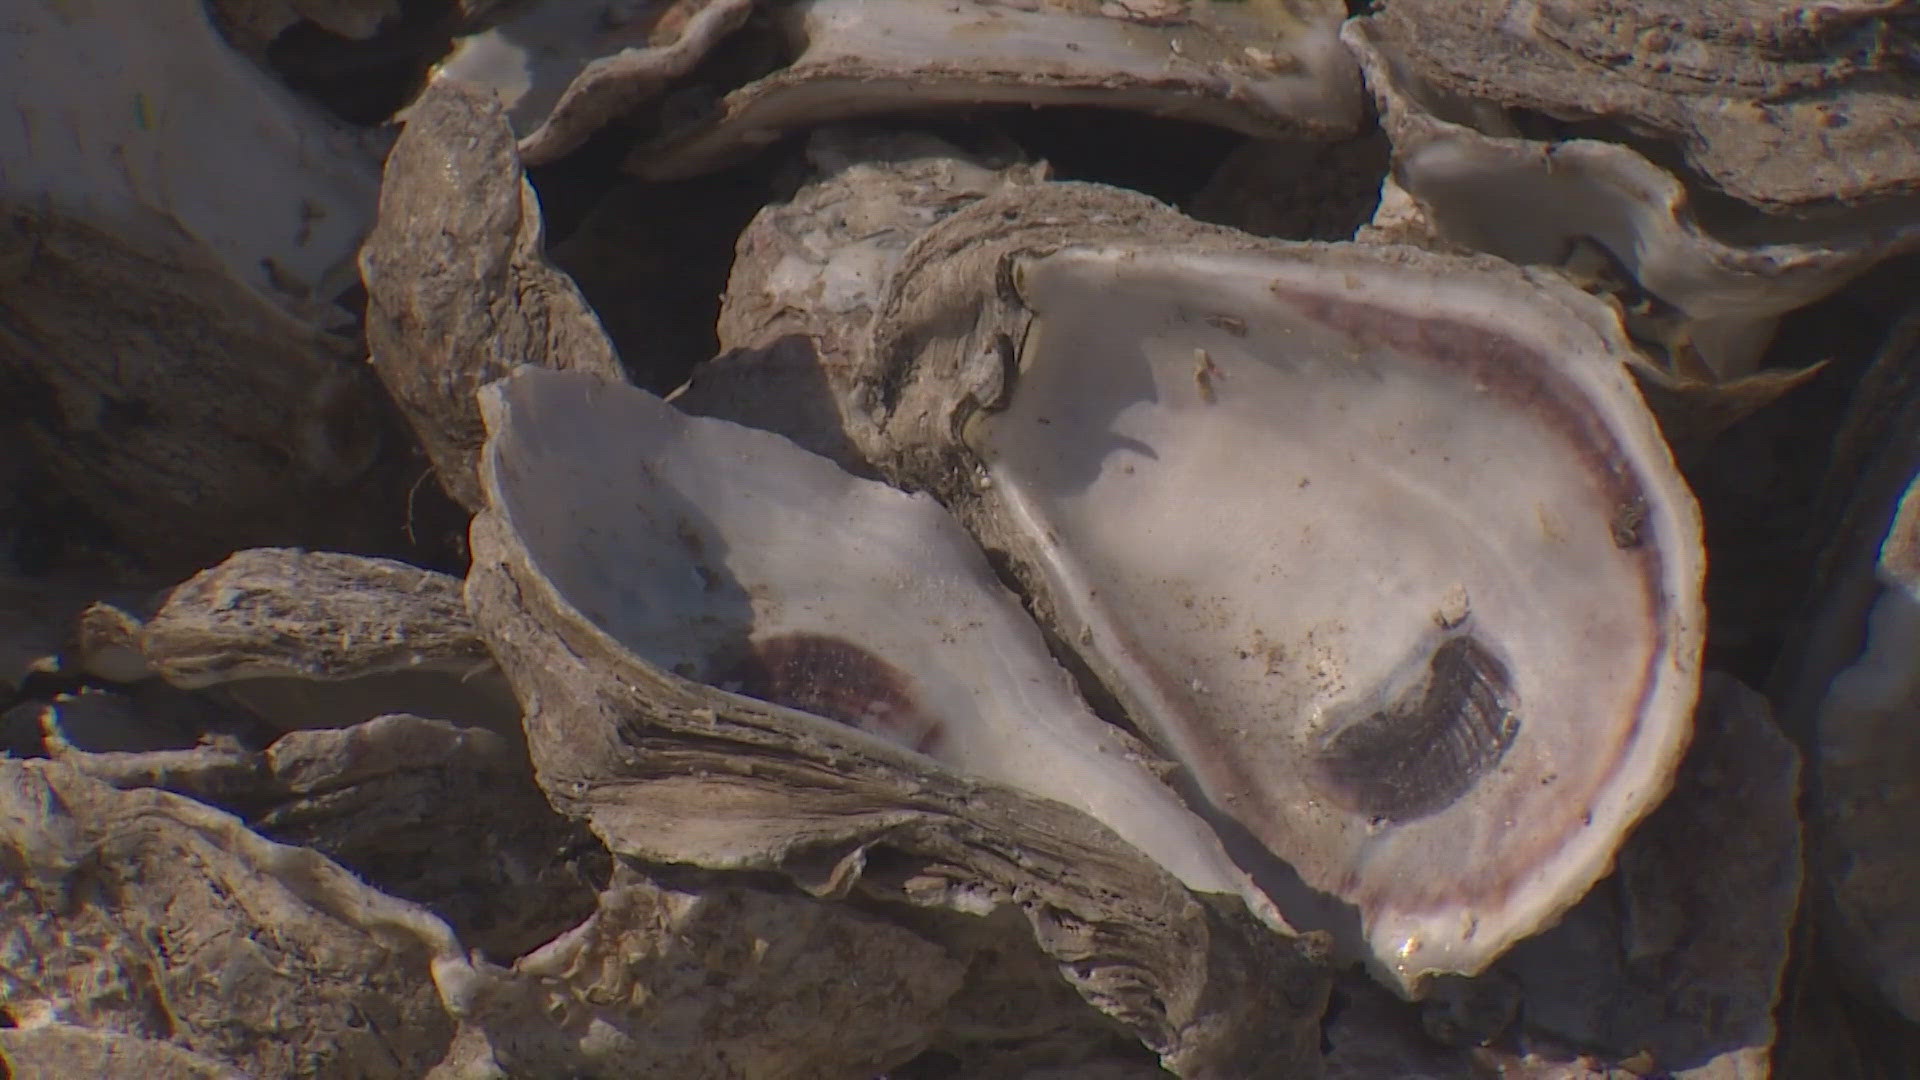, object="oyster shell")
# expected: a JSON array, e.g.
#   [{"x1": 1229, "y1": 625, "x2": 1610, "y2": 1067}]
[
  {"x1": 1342, "y1": 17, "x2": 1920, "y2": 383},
  {"x1": 1358, "y1": 0, "x2": 1920, "y2": 212},
  {"x1": 468, "y1": 375, "x2": 1331, "y2": 1074},
  {"x1": 627, "y1": 0, "x2": 1364, "y2": 179},
  {"x1": 361, "y1": 78, "x2": 627, "y2": 512},
  {"x1": 479, "y1": 366, "x2": 1264, "y2": 908},
  {"x1": 1, "y1": 0, "x2": 414, "y2": 565},
  {"x1": 0, "y1": 758, "x2": 466, "y2": 1078},
  {"x1": 1777, "y1": 310, "x2": 1920, "y2": 1023},
  {"x1": 429, "y1": 0, "x2": 756, "y2": 167},
  {"x1": 839, "y1": 181, "x2": 1705, "y2": 990}
]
